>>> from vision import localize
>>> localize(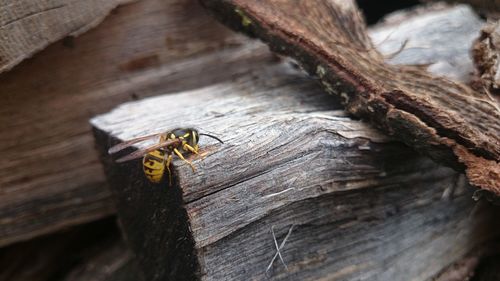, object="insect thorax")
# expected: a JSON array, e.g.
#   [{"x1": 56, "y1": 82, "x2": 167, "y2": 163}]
[{"x1": 170, "y1": 128, "x2": 199, "y2": 147}]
